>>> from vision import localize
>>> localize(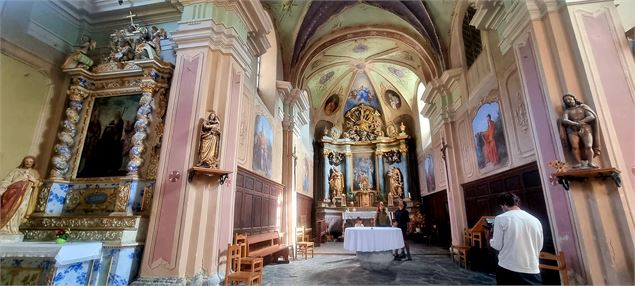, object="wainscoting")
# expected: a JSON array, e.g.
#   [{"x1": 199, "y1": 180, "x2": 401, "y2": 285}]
[
  {"x1": 233, "y1": 167, "x2": 284, "y2": 234},
  {"x1": 462, "y1": 162, "x2": 554, "y2": 252}
]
